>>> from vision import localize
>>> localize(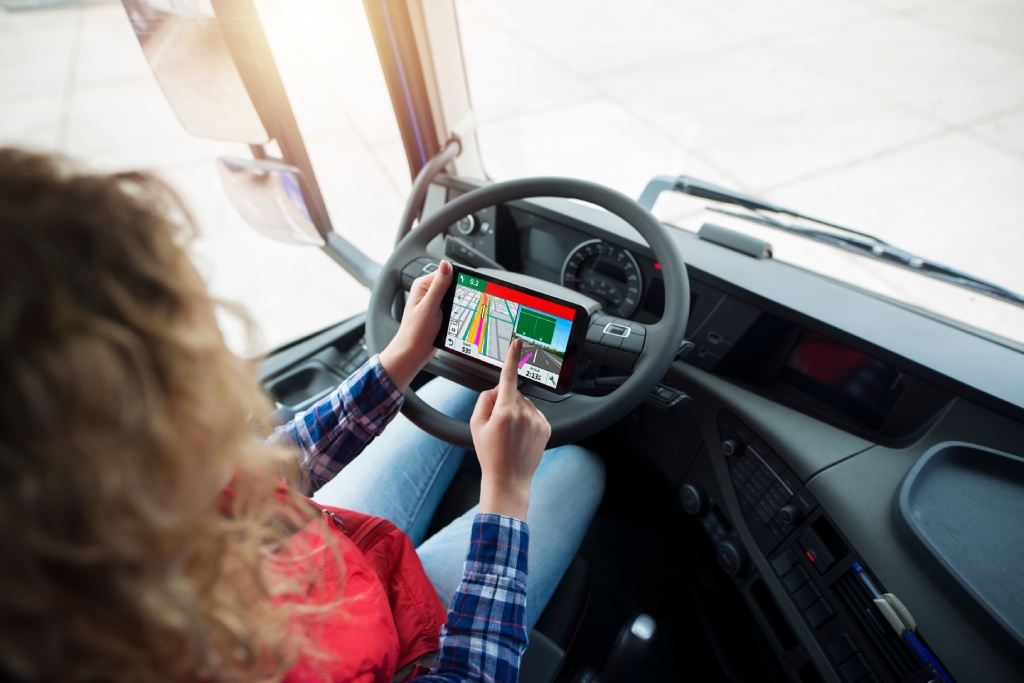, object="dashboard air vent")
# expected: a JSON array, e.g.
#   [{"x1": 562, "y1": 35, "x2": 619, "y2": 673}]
[{"x1": 831, "y1": 568, "x2": 921, "y2": 681}]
